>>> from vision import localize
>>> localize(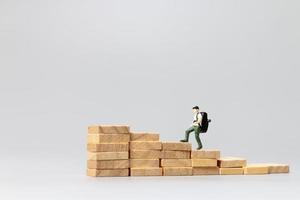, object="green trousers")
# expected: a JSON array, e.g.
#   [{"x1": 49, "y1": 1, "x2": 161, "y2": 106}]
[{"x1": 184, "y1": 125, "x2": 203, "y2": 148}]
